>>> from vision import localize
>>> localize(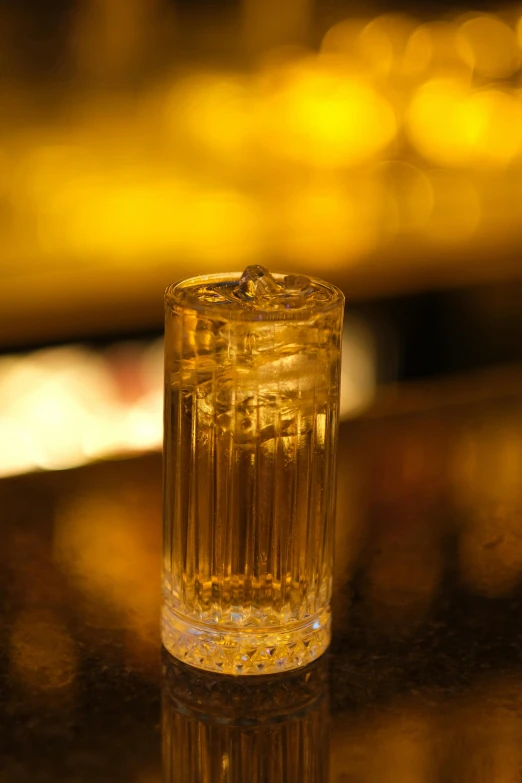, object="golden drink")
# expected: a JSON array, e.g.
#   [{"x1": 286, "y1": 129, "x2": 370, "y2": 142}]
[{"x1": 163, "y1": 266, "x2": 344, "y2": 674}]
